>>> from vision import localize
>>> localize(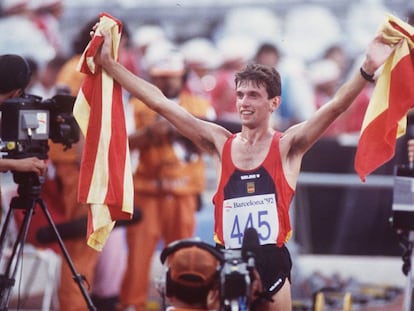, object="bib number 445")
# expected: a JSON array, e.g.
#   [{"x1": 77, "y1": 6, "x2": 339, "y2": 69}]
[{"x1": 230, "y1": 210, "x2": 272, "y2": 246}]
